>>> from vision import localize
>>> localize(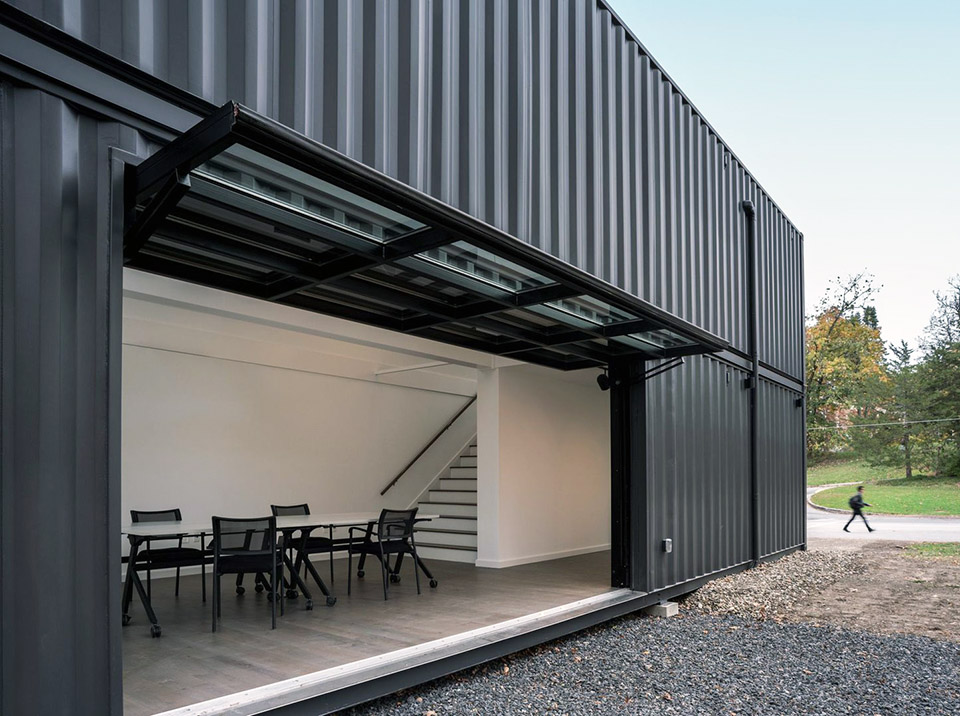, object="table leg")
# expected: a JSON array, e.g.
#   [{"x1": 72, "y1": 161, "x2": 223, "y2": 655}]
[
  {"x1": 283, "y1": 553, "x2": 324, "y2": 608},
  {"x1": 294, "y1": 529, "x2": 336, "y2": 606},
  {"x1": 122, "y1": 536, "x2": 162, "y2": 637}
]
